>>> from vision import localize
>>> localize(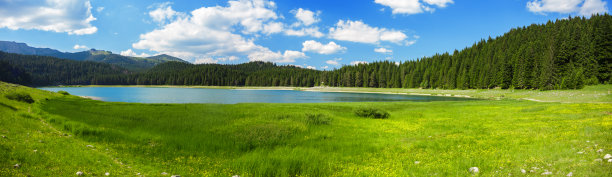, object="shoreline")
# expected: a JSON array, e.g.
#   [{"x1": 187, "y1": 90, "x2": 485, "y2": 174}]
[{"x1": 40, "y1": 85, "x2": 611, "y2": 103}]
